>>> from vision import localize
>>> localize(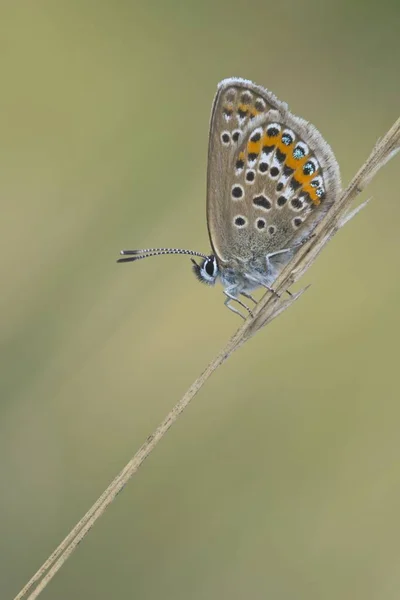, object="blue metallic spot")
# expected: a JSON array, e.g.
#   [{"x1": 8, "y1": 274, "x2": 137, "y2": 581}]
[
  {"x1": 303, "y1": 161, "x2": 315, "y2": 175},
  {"x1": 293, "y1": 146, "x2": 305, "y2": 159},
  {"x1": 281, "y1": 133, "x2": 293, "y2": 146}
]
